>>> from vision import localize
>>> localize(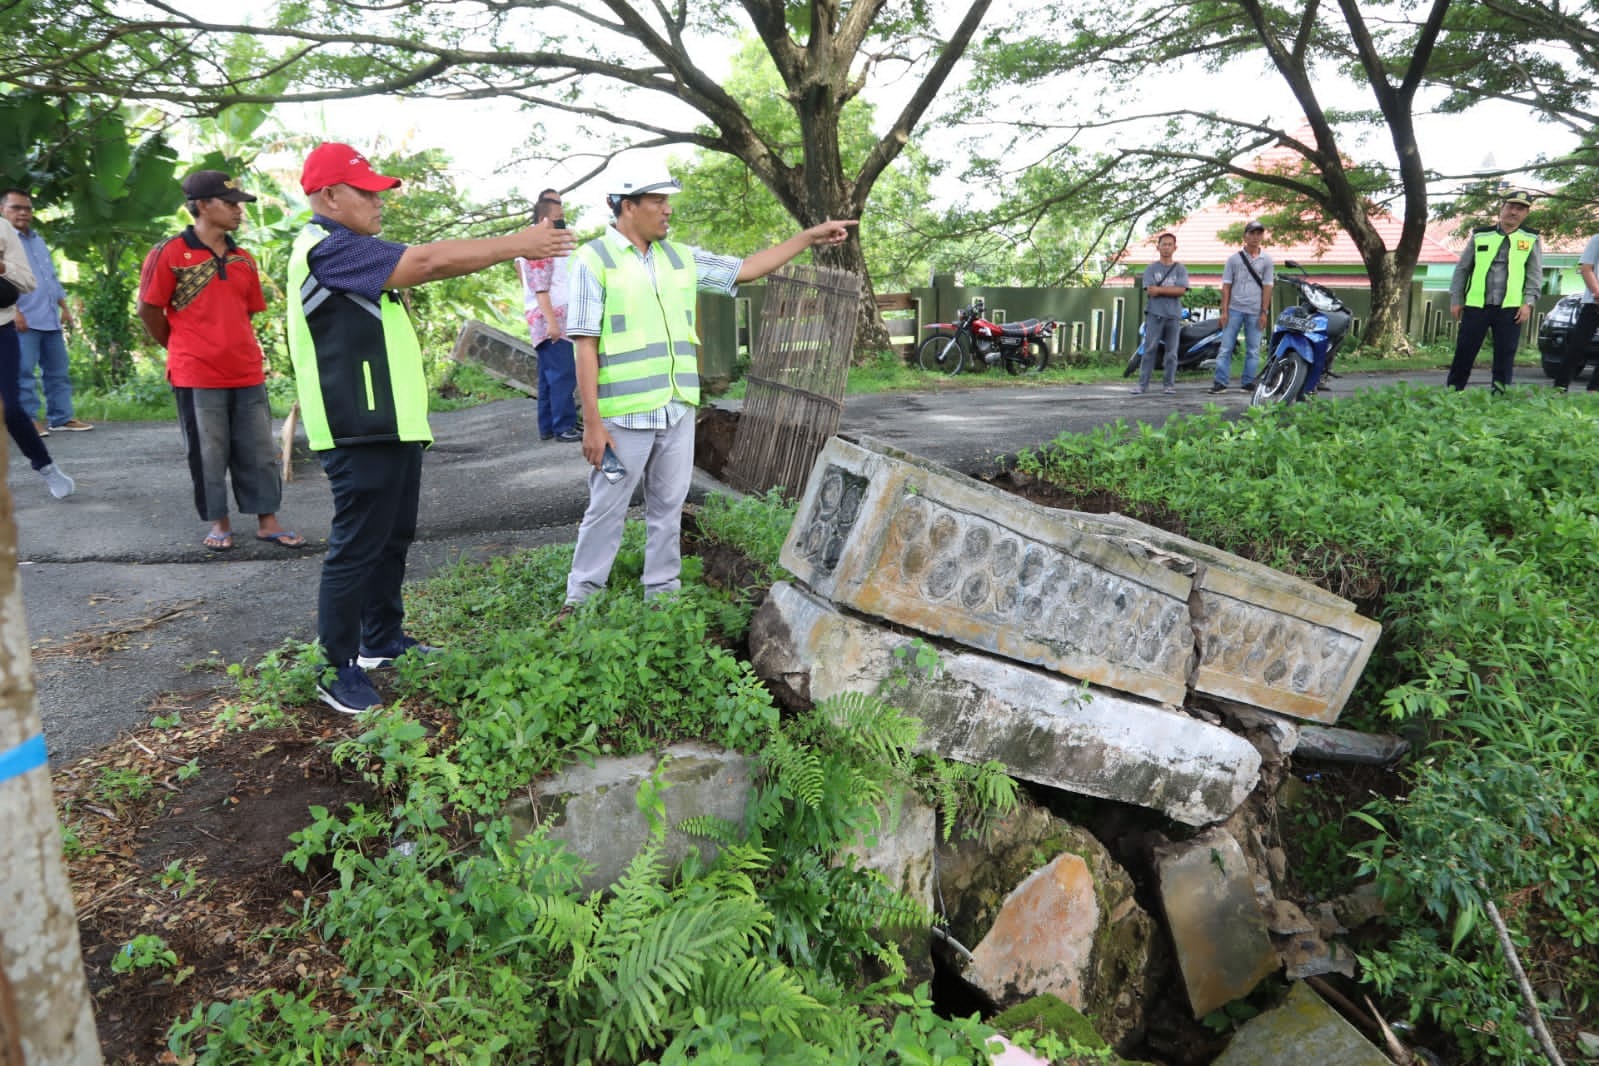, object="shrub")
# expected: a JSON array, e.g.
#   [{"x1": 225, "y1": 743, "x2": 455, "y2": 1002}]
[{"x1": 1017, "y1": 384, "x2": 1599, "y2": 1061}]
